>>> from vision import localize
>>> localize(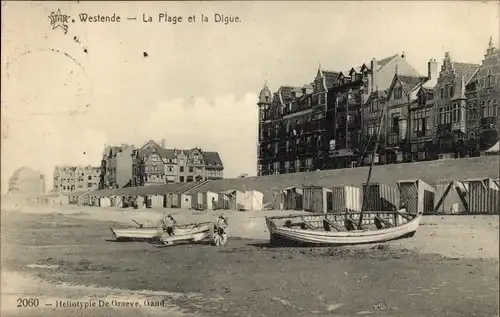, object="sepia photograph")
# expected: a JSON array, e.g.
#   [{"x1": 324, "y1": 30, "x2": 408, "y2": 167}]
[{"x1": 1, "y1": 1, "x2": 499, "y2": 316}]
